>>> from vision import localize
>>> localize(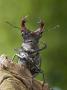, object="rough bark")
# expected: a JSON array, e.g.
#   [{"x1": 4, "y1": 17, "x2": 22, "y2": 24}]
[{"x1": 0, "y1": 54, "x2": 50, "y2": 90}]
